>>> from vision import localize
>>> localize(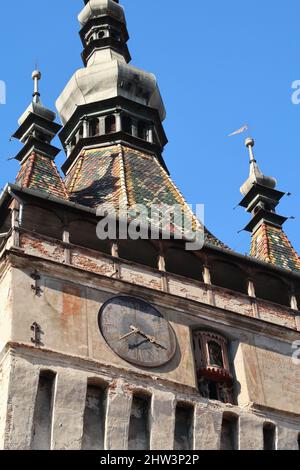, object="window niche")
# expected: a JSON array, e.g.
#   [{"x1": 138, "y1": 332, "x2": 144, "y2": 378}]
[
  {"x1": 210, "y1": 260, "x2": 247, "y2": 295},
  {"x1": 263, "y1": 422, "x2": 276, "y2": 450},
  {"x1": 128, "y1": 394, "x2": 151, "y2": 450},
  {"x1": 105, "y1": 115, "x2": 116, "y2": 134},
  {"x1": 82, "y1": 383, "x2": 107, "y2": 450},
  {"x1": 220, "y1": 413, "x2": 239, "y2": 450},
  {"x1": 193, "y1": 331, "x2": 234, "y2": 404},
  {"x1": 174, "y1": 403, "x2": 194, "y2": 451},
  {"x1": 31, "y1": 370, "x2": 56, "y2": 450},
  {"x1": 137, "y1": 121, "x2": 148, "y2": 140},
  {"x1": 254, "y1": 272, "x2": 290, "y2": 307},
  {"x1": 89, "y1": 117, "x2": 100, "y2": 137},
  {"x1": 121, "y1": 115, "x2": 132, "y2": 135}
]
